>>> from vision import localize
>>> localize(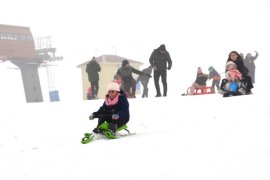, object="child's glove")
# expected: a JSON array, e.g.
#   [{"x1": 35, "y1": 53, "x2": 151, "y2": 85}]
[
  {"x1": 112, "y1": 114, "x2": 119, "y2": 120},
  {"x1": 89, "y1": 114, "x2": 95, "y2": 120}
]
